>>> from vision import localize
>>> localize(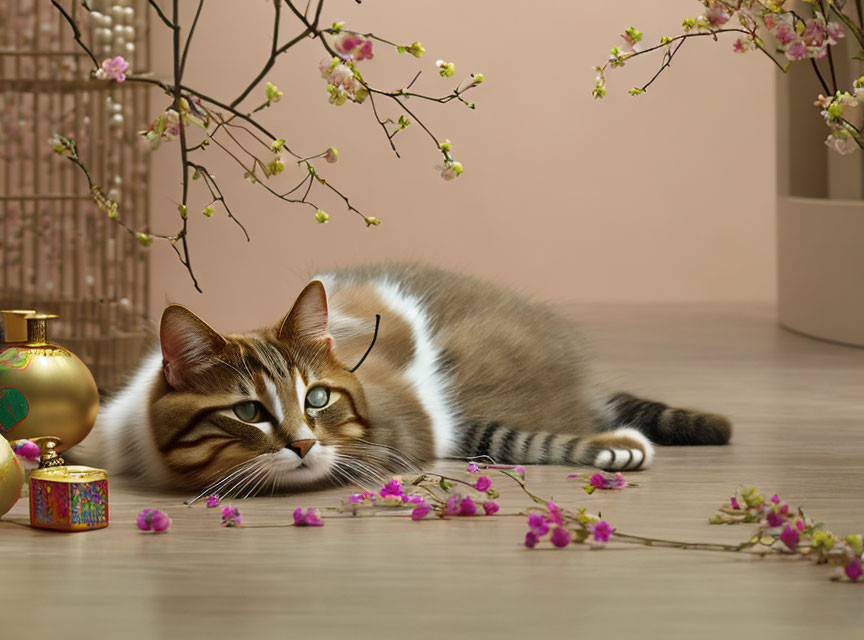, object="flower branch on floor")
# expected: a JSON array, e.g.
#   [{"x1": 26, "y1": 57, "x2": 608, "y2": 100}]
[
  {"x1": 165, "y1": 462, "x2": 864, "y2": 583},
  {"x1": 49, "y1": 0, "x2": 484, "y2": 292},
  {"x1": 594, "y1": 1, "x2": 864, "y2": 155}
]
